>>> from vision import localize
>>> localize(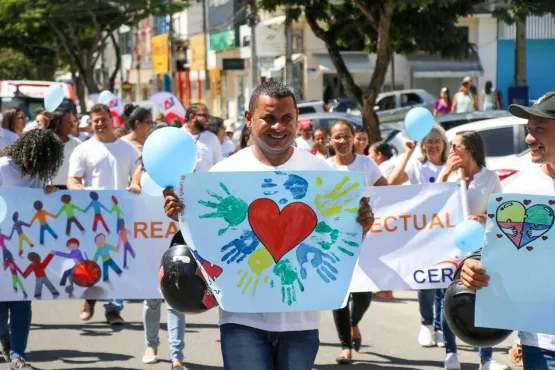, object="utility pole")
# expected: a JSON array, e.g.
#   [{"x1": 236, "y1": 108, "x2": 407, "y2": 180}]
[
  {"x1": 202, "y1": 0, "x2": 210, "y2": 90},
  {"x1": 284, "y1": 6, "x2": 293, "y2": 90},
  {"x1": 169, "y1": 5, "x2": 177, "y2": 94},
  {"x1": 514, "y1": 19, "x2": 527, "y2": 86},
  {"x1": 135, "y1": 26, "x2": 142, "y2": 101},
  {"x1": 248, "y1": 0, "x2": 259, "y2": 88},
  {"x1": 118, "y1": 30, "x2": 125, "y2": 100}
]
